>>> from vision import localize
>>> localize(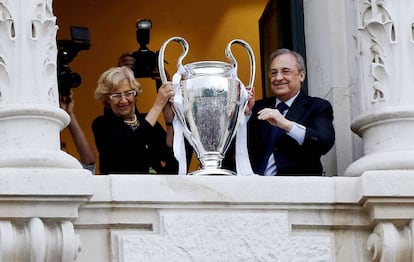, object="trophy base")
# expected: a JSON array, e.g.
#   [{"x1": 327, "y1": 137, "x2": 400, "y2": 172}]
[{"x1": 188, "y1": 168, "x2": 236, "y2": 176}]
